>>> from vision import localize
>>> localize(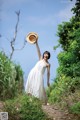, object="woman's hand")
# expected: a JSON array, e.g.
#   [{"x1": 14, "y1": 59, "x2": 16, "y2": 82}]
[{"x1": 34, "y1": 40, "x2": 37, "y2": 44}]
